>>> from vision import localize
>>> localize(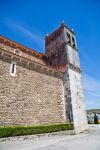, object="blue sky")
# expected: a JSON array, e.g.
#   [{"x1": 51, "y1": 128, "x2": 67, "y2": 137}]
[{"x1": 0, "y1": 0, "x2": 100, "y2": 109}]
